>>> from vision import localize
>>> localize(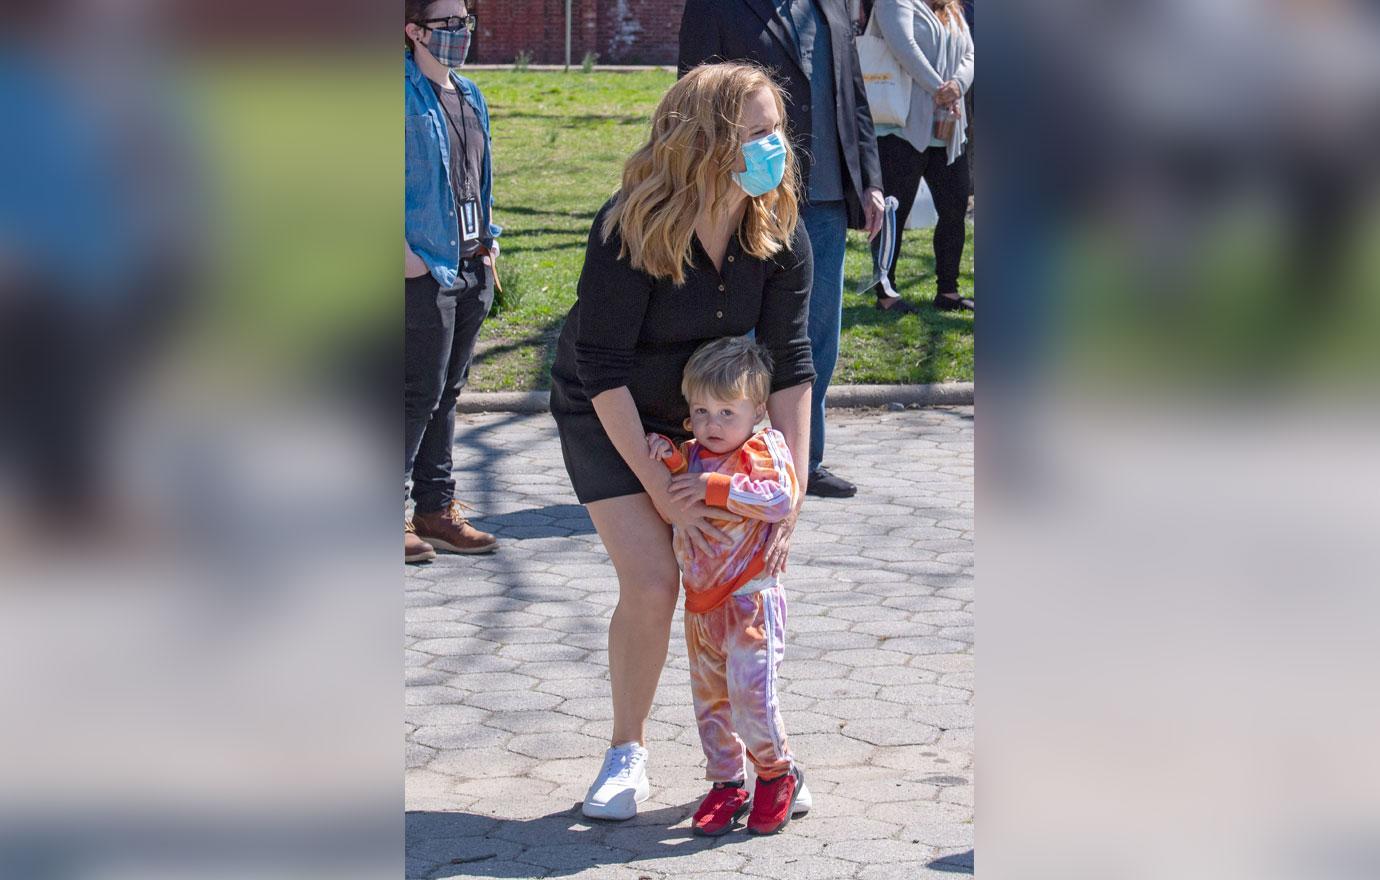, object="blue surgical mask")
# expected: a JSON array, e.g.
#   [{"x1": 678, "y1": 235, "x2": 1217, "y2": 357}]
[
  {"x1": 734, "y1": 132, "x2": 787, "y2": 197},
  {"x1": 424, "y1": 26, "x2": 471, "y2": 68}
]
